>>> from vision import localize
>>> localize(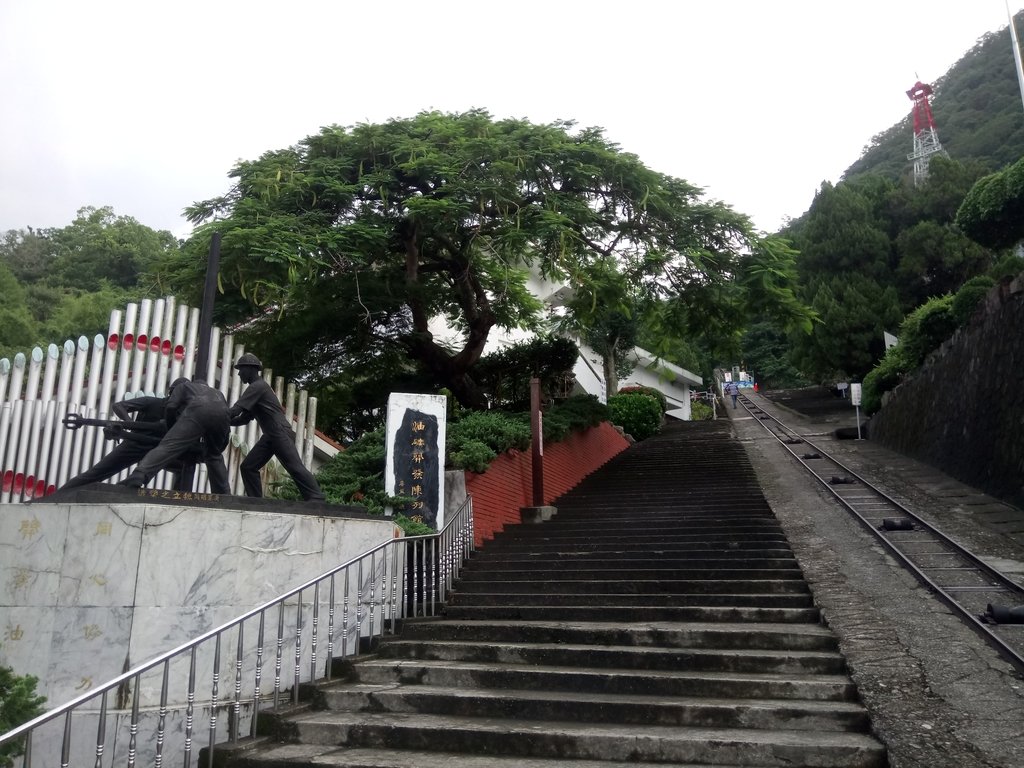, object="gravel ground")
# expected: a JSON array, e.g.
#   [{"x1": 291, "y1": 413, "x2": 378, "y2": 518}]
[{"x1": 724, "y1": 387, "x2": 1024, "y2": 768}]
